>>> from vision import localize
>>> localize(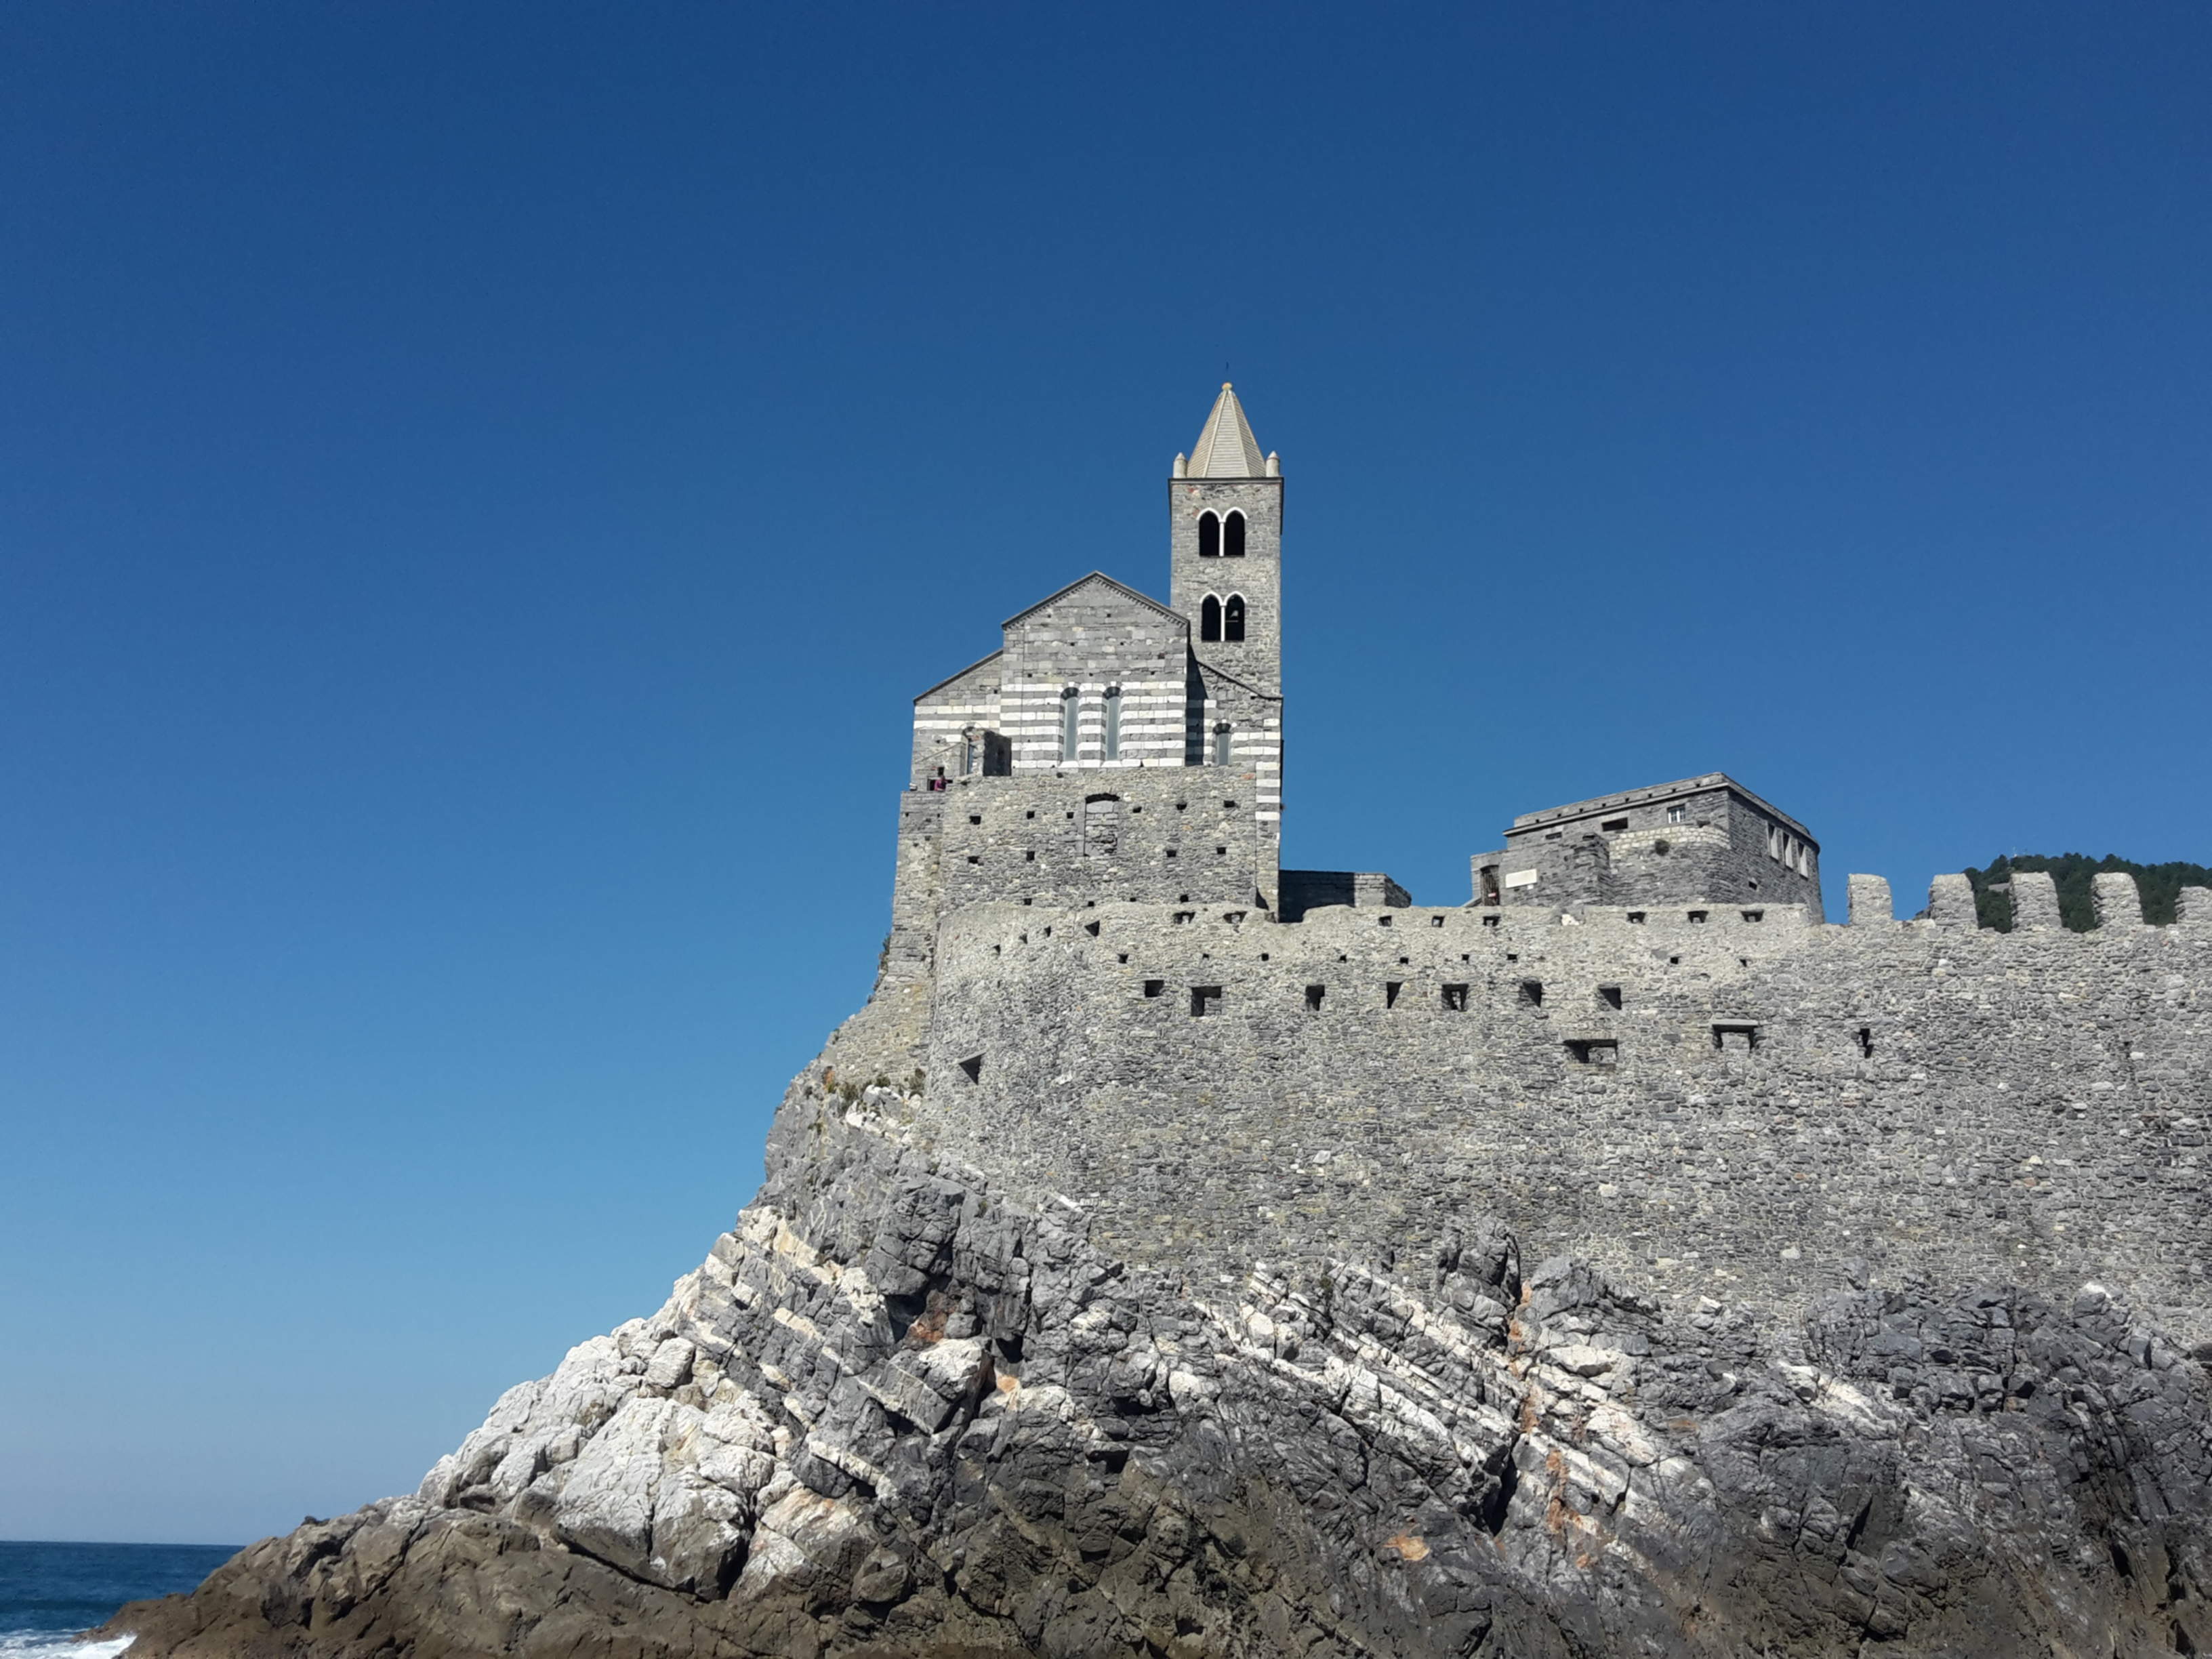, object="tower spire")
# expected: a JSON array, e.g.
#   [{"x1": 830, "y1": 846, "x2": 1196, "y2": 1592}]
[{"x1": 1187, "y1": 382, "x2": 1267, "y2": 478}]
